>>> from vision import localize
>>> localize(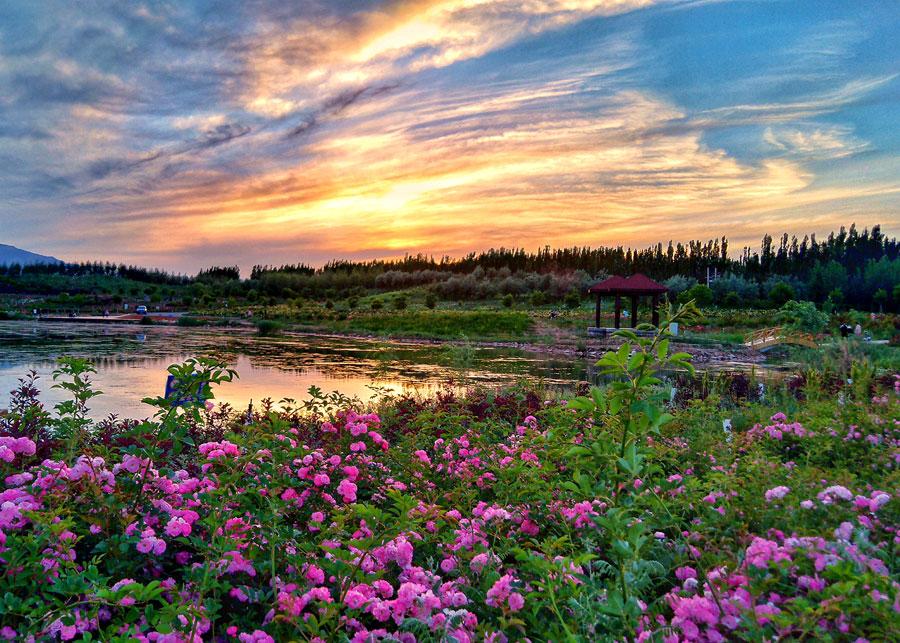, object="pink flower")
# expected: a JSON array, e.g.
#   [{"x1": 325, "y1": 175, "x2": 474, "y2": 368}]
[
  {"x1": 675, "y1": 567, "x2": 696, "y2": 581},
  {"x1": 306, "y1": 564, "x2": 325, "y2": 585},
  {"x1": 486, "y1": 573, "x2": 515, "y2": 608},
  {"x1": 337, "y1": 479, "x2": 357, "y2": 503},
  {"x1": 745, "y1": 537, "x2": 791, "y2": 569},
  {"x1": 508, "y1": 592, "x2": 524, "y2": 612},
  {"x1": 165, "y1": 516, "x2": 192, "y2": 538},
  {"x1": 834, "y1": 521, "x2": 854, "y2": 541},
  {"x1": 764, "y1": 486, "x2": 790, "y2": 502},
  {"x1": 224, "y1": 550, "x2": 256, "y2": 576},
  {"x1": 817, "y1": 485, "x2": 853, "y2": 504},
  {"x1": 344, "y1": 589, "x2": 368, "y2": 609},
  {"x1": 313, "y1": 473, "x2": 330, "y2": 487},
  {"x1": 136, "y1": 528, "x2": 166, "y2": 555},
  {"x1": 348, "y1": 422, "x2": 368, "y2": 436},
  {"x1": 199, "y1": 440, "x2": 241, "y2": 459}
]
